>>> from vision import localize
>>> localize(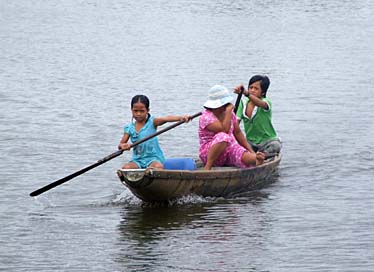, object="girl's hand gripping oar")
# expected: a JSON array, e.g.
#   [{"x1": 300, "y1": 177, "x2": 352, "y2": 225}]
[
  {"x1": 29, "y1": 112, "x2": 202, "y2": 197},
  {"x1": 234, "y1": 85, "x2": 245, "y2": 114}
]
